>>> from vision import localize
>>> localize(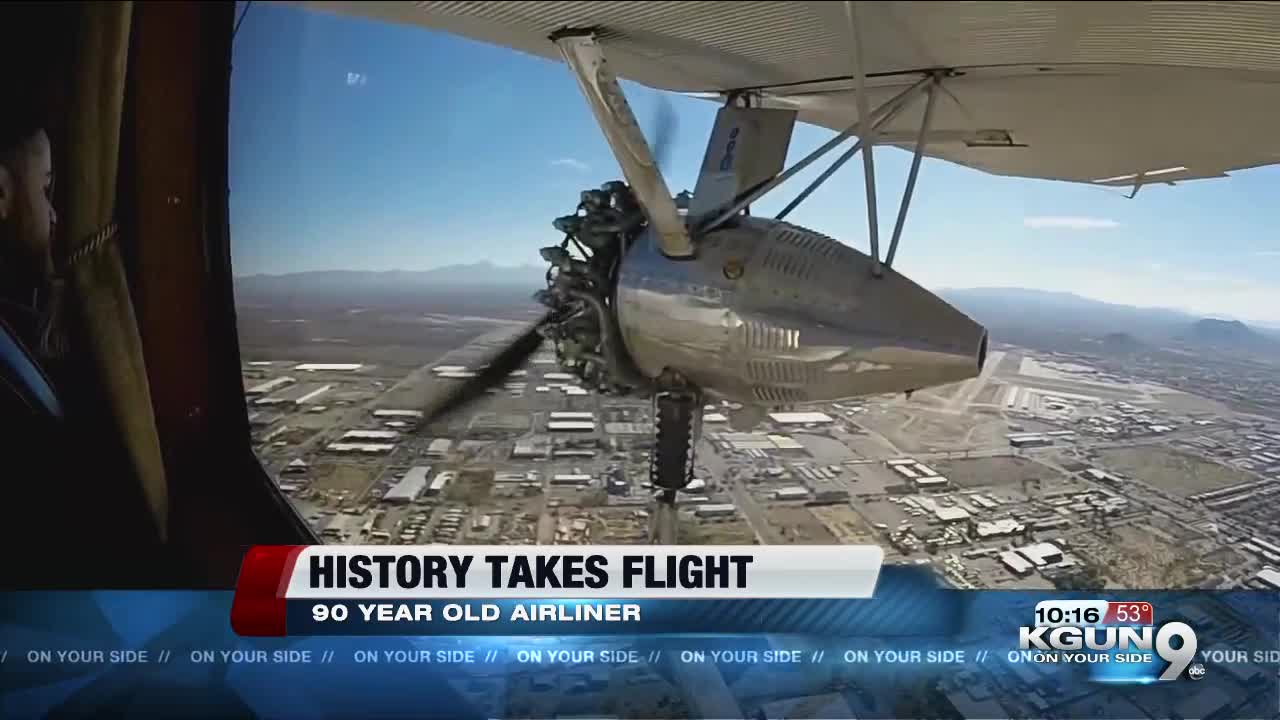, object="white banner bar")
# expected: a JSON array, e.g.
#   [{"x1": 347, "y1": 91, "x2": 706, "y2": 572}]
[{"x1": 284, "y1": 545, "x2": 883, "y2": 599}]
